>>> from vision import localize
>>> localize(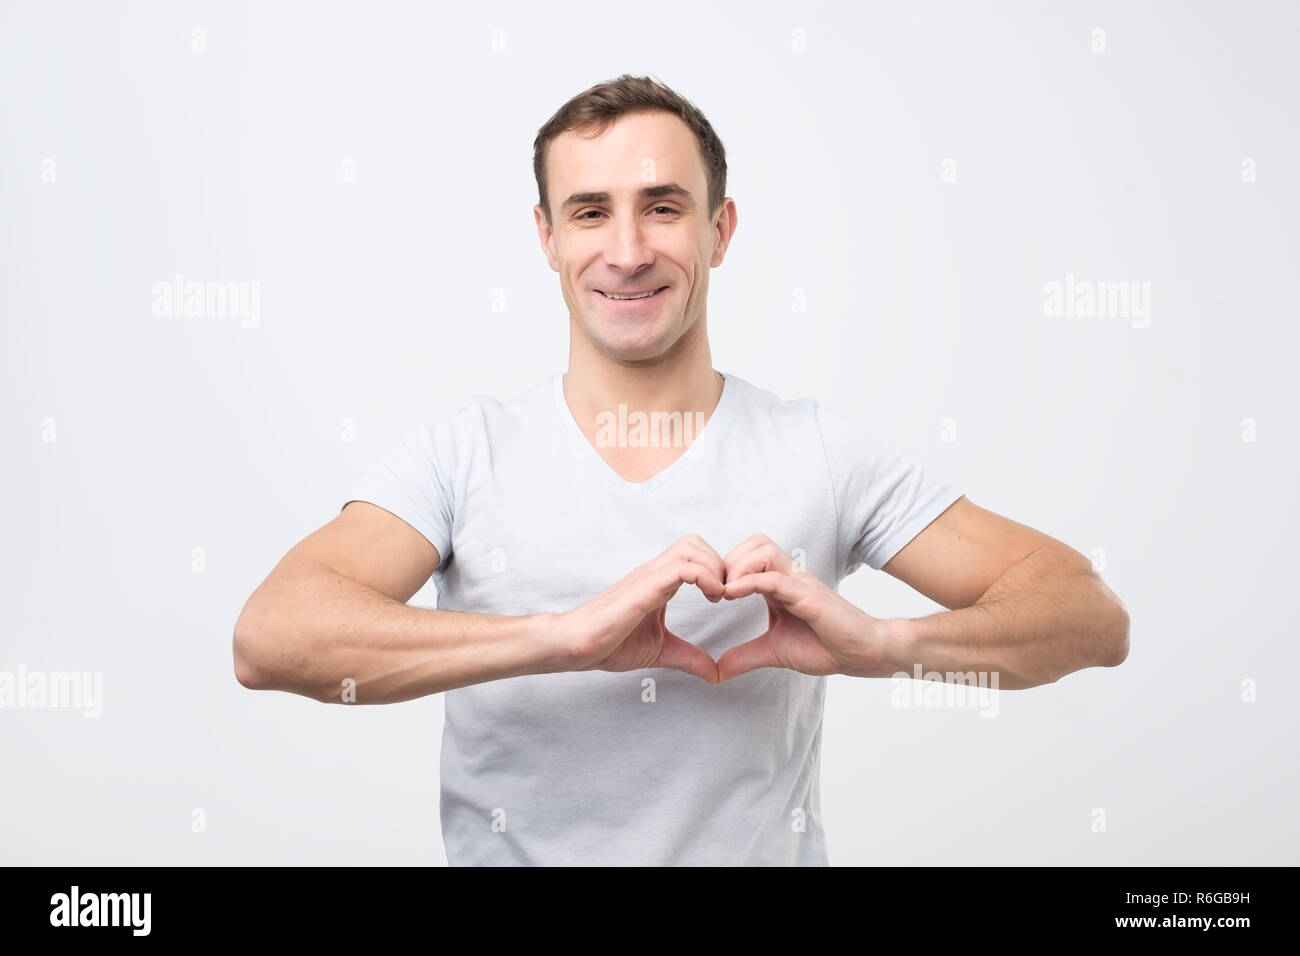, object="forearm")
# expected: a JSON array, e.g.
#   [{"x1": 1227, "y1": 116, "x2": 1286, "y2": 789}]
[
  {"x1": 233, "y1": 563, "x2": 566, "y2": 704},
  {"x1": 880, "y1": 548, "x2": 1130, "y2": 690}
]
